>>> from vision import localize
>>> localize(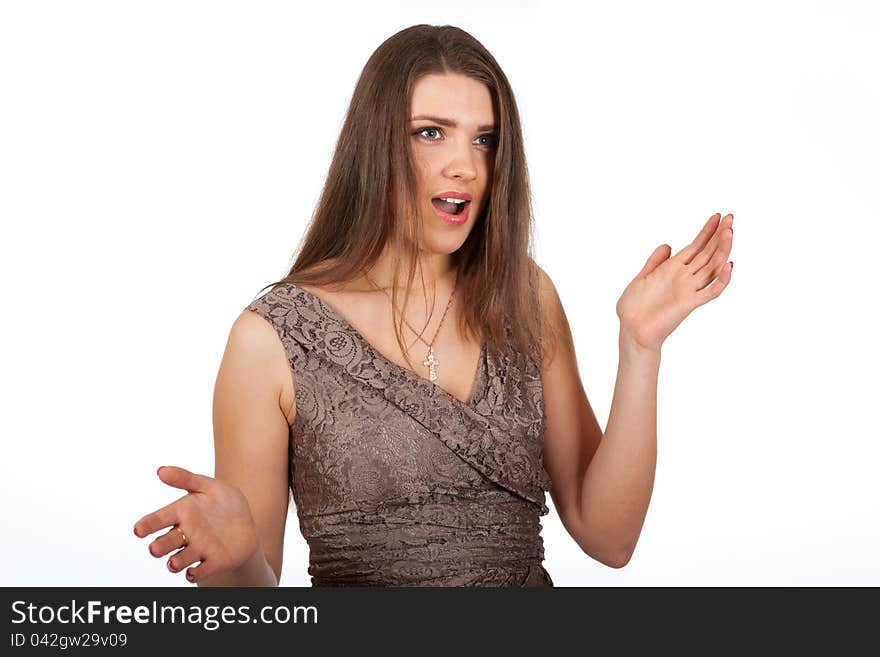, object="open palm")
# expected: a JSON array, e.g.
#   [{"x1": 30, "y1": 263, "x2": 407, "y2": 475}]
[{"x1": 616, "y1": 212, "x2": 734, "y2": 352}]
